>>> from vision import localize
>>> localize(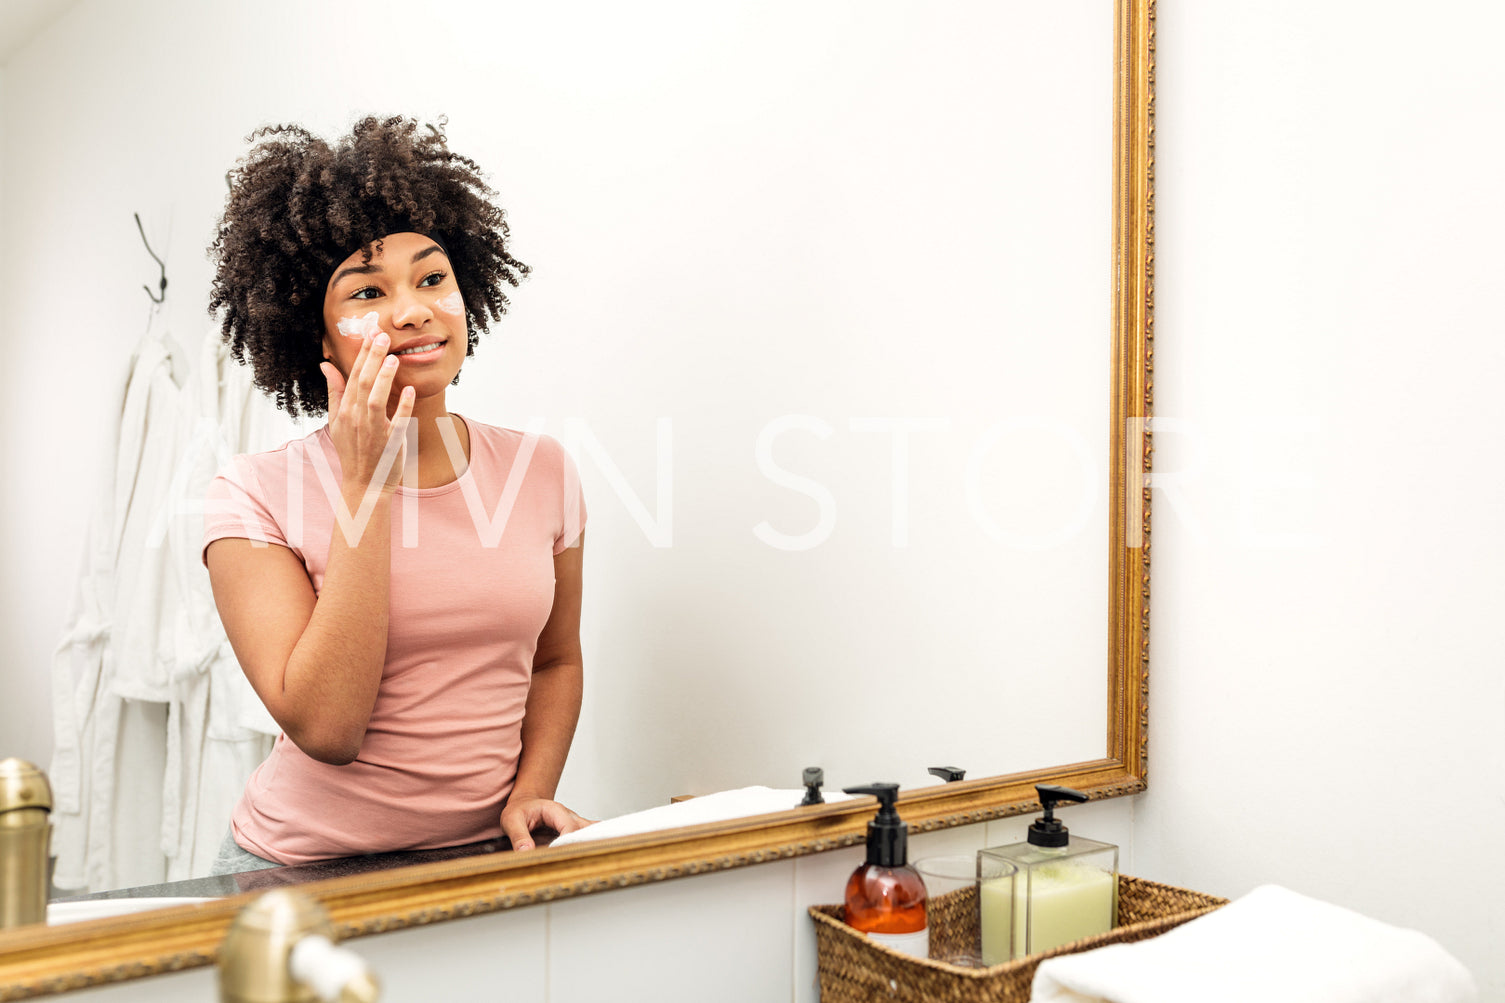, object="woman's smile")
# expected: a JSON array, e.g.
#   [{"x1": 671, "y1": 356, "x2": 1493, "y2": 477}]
[{"x1": 391, "y1": 337, "x2": 447, "y2": 360}]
